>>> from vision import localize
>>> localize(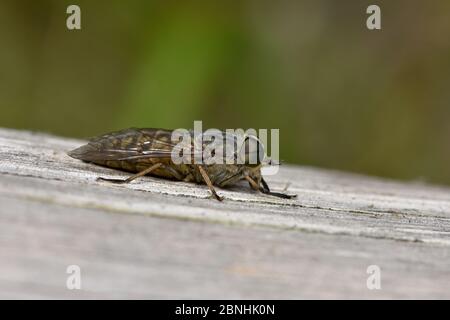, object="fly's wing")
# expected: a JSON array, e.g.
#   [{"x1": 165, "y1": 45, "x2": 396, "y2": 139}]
[{"x1": 68, "y1": 128, "x2": 178, "y2": 162}]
